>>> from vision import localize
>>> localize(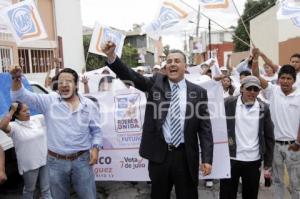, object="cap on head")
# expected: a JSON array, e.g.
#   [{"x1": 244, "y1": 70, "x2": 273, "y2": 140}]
[
  {"x1": 153, "y1": 65, "x2": 161, "y2": 70},
  {"x1": 137, "y1": 66, "x2": 144, "y2": 71},
  {"x1": 241, "y1": 76, "x2": 261, "y2": 89}
]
